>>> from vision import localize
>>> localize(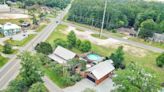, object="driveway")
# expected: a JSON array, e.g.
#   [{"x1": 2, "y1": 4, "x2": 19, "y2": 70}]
[{"x1": 63, "y1": 78, "x2": 115, "y2": 92}]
